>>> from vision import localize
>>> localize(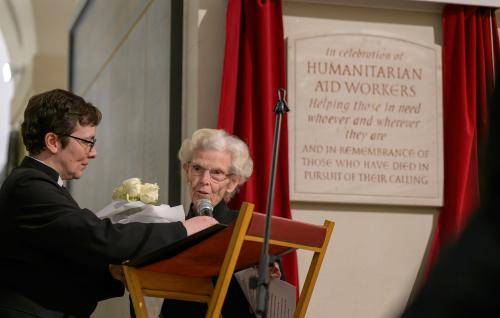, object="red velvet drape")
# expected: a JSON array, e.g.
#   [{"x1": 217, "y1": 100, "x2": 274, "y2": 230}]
[
  {"x1": 217, "y1": 0, "x2": 299, "y2": 289},
  {"x1": 427, "y1": 5, "x2": 500, "y2": 270}
]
